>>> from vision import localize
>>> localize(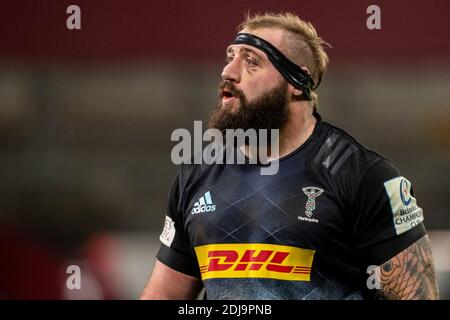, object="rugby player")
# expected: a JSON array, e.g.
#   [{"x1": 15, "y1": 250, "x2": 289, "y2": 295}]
[{"x1": 141, "y1": 13, "x2": 439, "y2": 300}]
